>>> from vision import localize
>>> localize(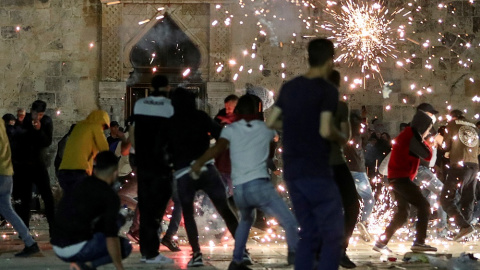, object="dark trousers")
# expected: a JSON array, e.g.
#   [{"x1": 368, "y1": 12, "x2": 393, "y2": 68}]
[
  {"x1": 137, "y1": 168, "x2": 172, "y2": 259},
  {"x1": 177, "y1": 164, "x2": 238, "y2": 253},
  {"x1": 332, "y1": 163, "x2": 361, "y2": 251},
  {"x1": 12, "y1": 164, "x2": 55, "y2": 230},
  {"x1": 381, "y1": 178, "x2": 429, "y2": 245},
  {"x1": 285, "y1": 177, "x2": 344, "y2": 270},
  {"x1": 55, "y1": 233, "x2": 132, "y2": 268},
  {"x1": 57, "y1": 170, "x2": 88, "y2": 196},
  {"x1": 440, "y1": 164, "x2": 479, "y2": 228}
]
